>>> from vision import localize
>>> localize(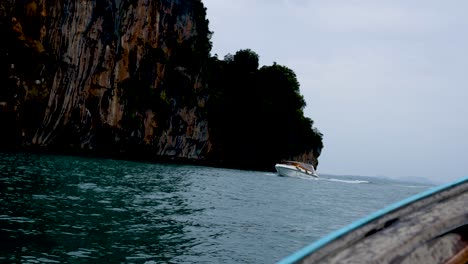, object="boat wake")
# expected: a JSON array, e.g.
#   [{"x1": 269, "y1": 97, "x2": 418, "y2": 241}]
[
  {"x1": 320, "y1": 178, "x2": 370, "y2": 184},
  {"x1": 275, "y1": 174, "x2": 369, "y2": 183},
  {"x1": 279, "y1": 173, "x2": 319, "y2": 181}
]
